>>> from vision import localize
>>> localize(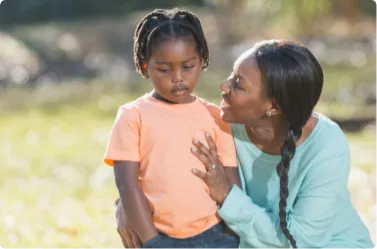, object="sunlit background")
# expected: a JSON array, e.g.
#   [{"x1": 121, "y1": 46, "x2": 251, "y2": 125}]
[{"x1": 0, "y1": 0, "x2": 375, "y2": 247}]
